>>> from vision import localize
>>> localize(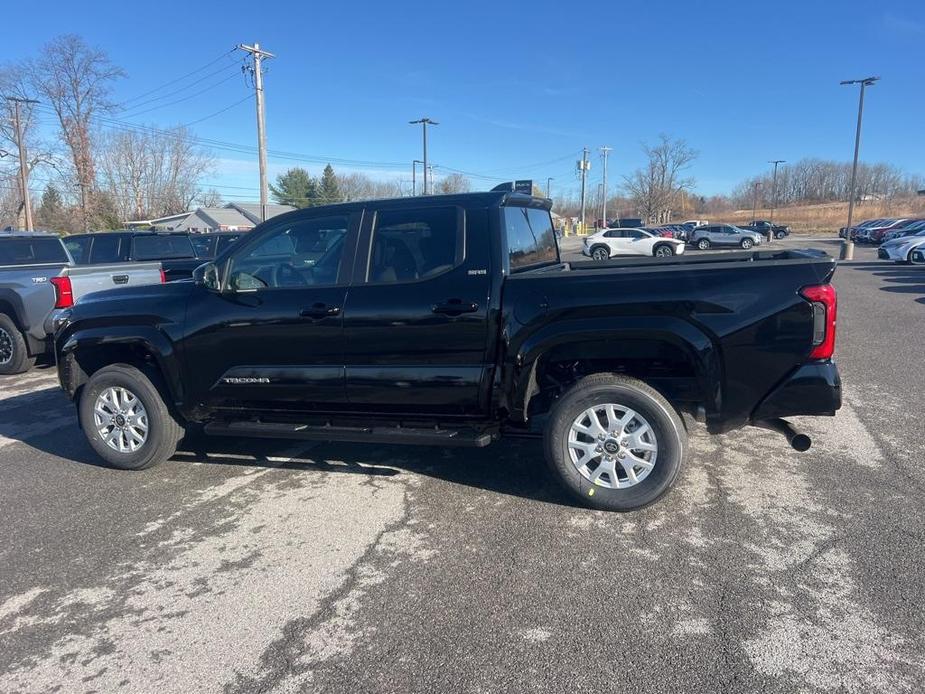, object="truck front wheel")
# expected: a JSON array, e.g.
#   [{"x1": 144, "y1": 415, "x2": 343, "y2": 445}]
[
  {"x1": 0, "y1": 313, "x2": 35, "y2": 375},
  {"x1": 544, "y1": 374, "x2": 687, "y2": 511},
  {"x1": 79, "y1": 364, "x2": 183, "y2": 470}
]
